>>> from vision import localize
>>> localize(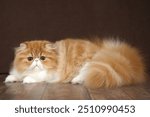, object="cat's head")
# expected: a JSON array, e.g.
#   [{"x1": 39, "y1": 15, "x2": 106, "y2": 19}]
[{"x1": 13, "y1": 40, "x2": 57, "y2": 73}]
